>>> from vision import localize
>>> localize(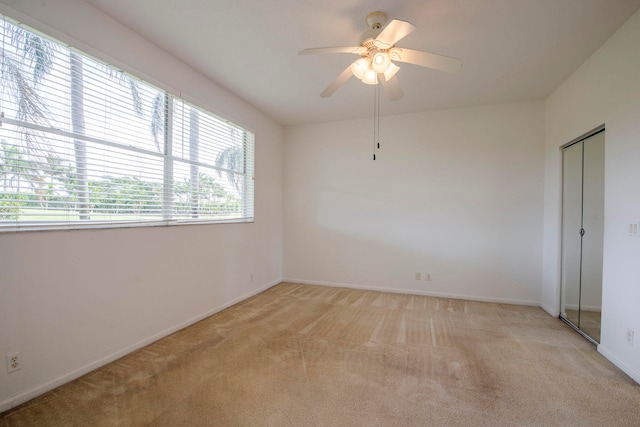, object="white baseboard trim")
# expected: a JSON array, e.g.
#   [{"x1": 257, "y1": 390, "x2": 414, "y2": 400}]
[
  {"x1": 282, "y1": 278, "x2": 541, "y2": 307},
  {"x1": 0, "y1": 279, "x2": 281, "y2": 414},
  {"x1": 597, "y1": 345, "x2": 640, "y2": 384}
]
